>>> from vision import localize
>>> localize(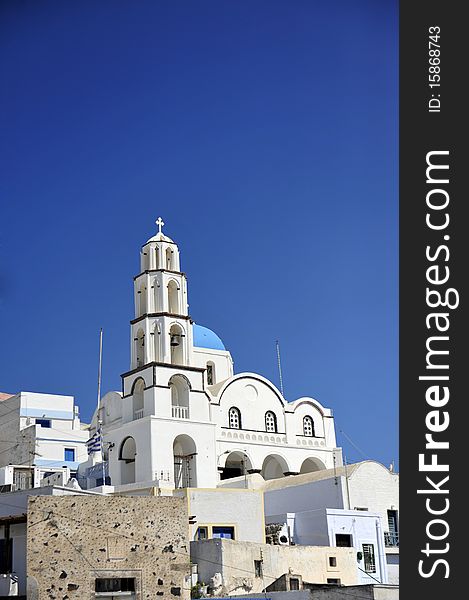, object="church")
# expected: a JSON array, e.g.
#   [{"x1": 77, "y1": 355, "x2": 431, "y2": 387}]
[{"x1": 85, "y1": 220, "x2": 343, "y2": 491}]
